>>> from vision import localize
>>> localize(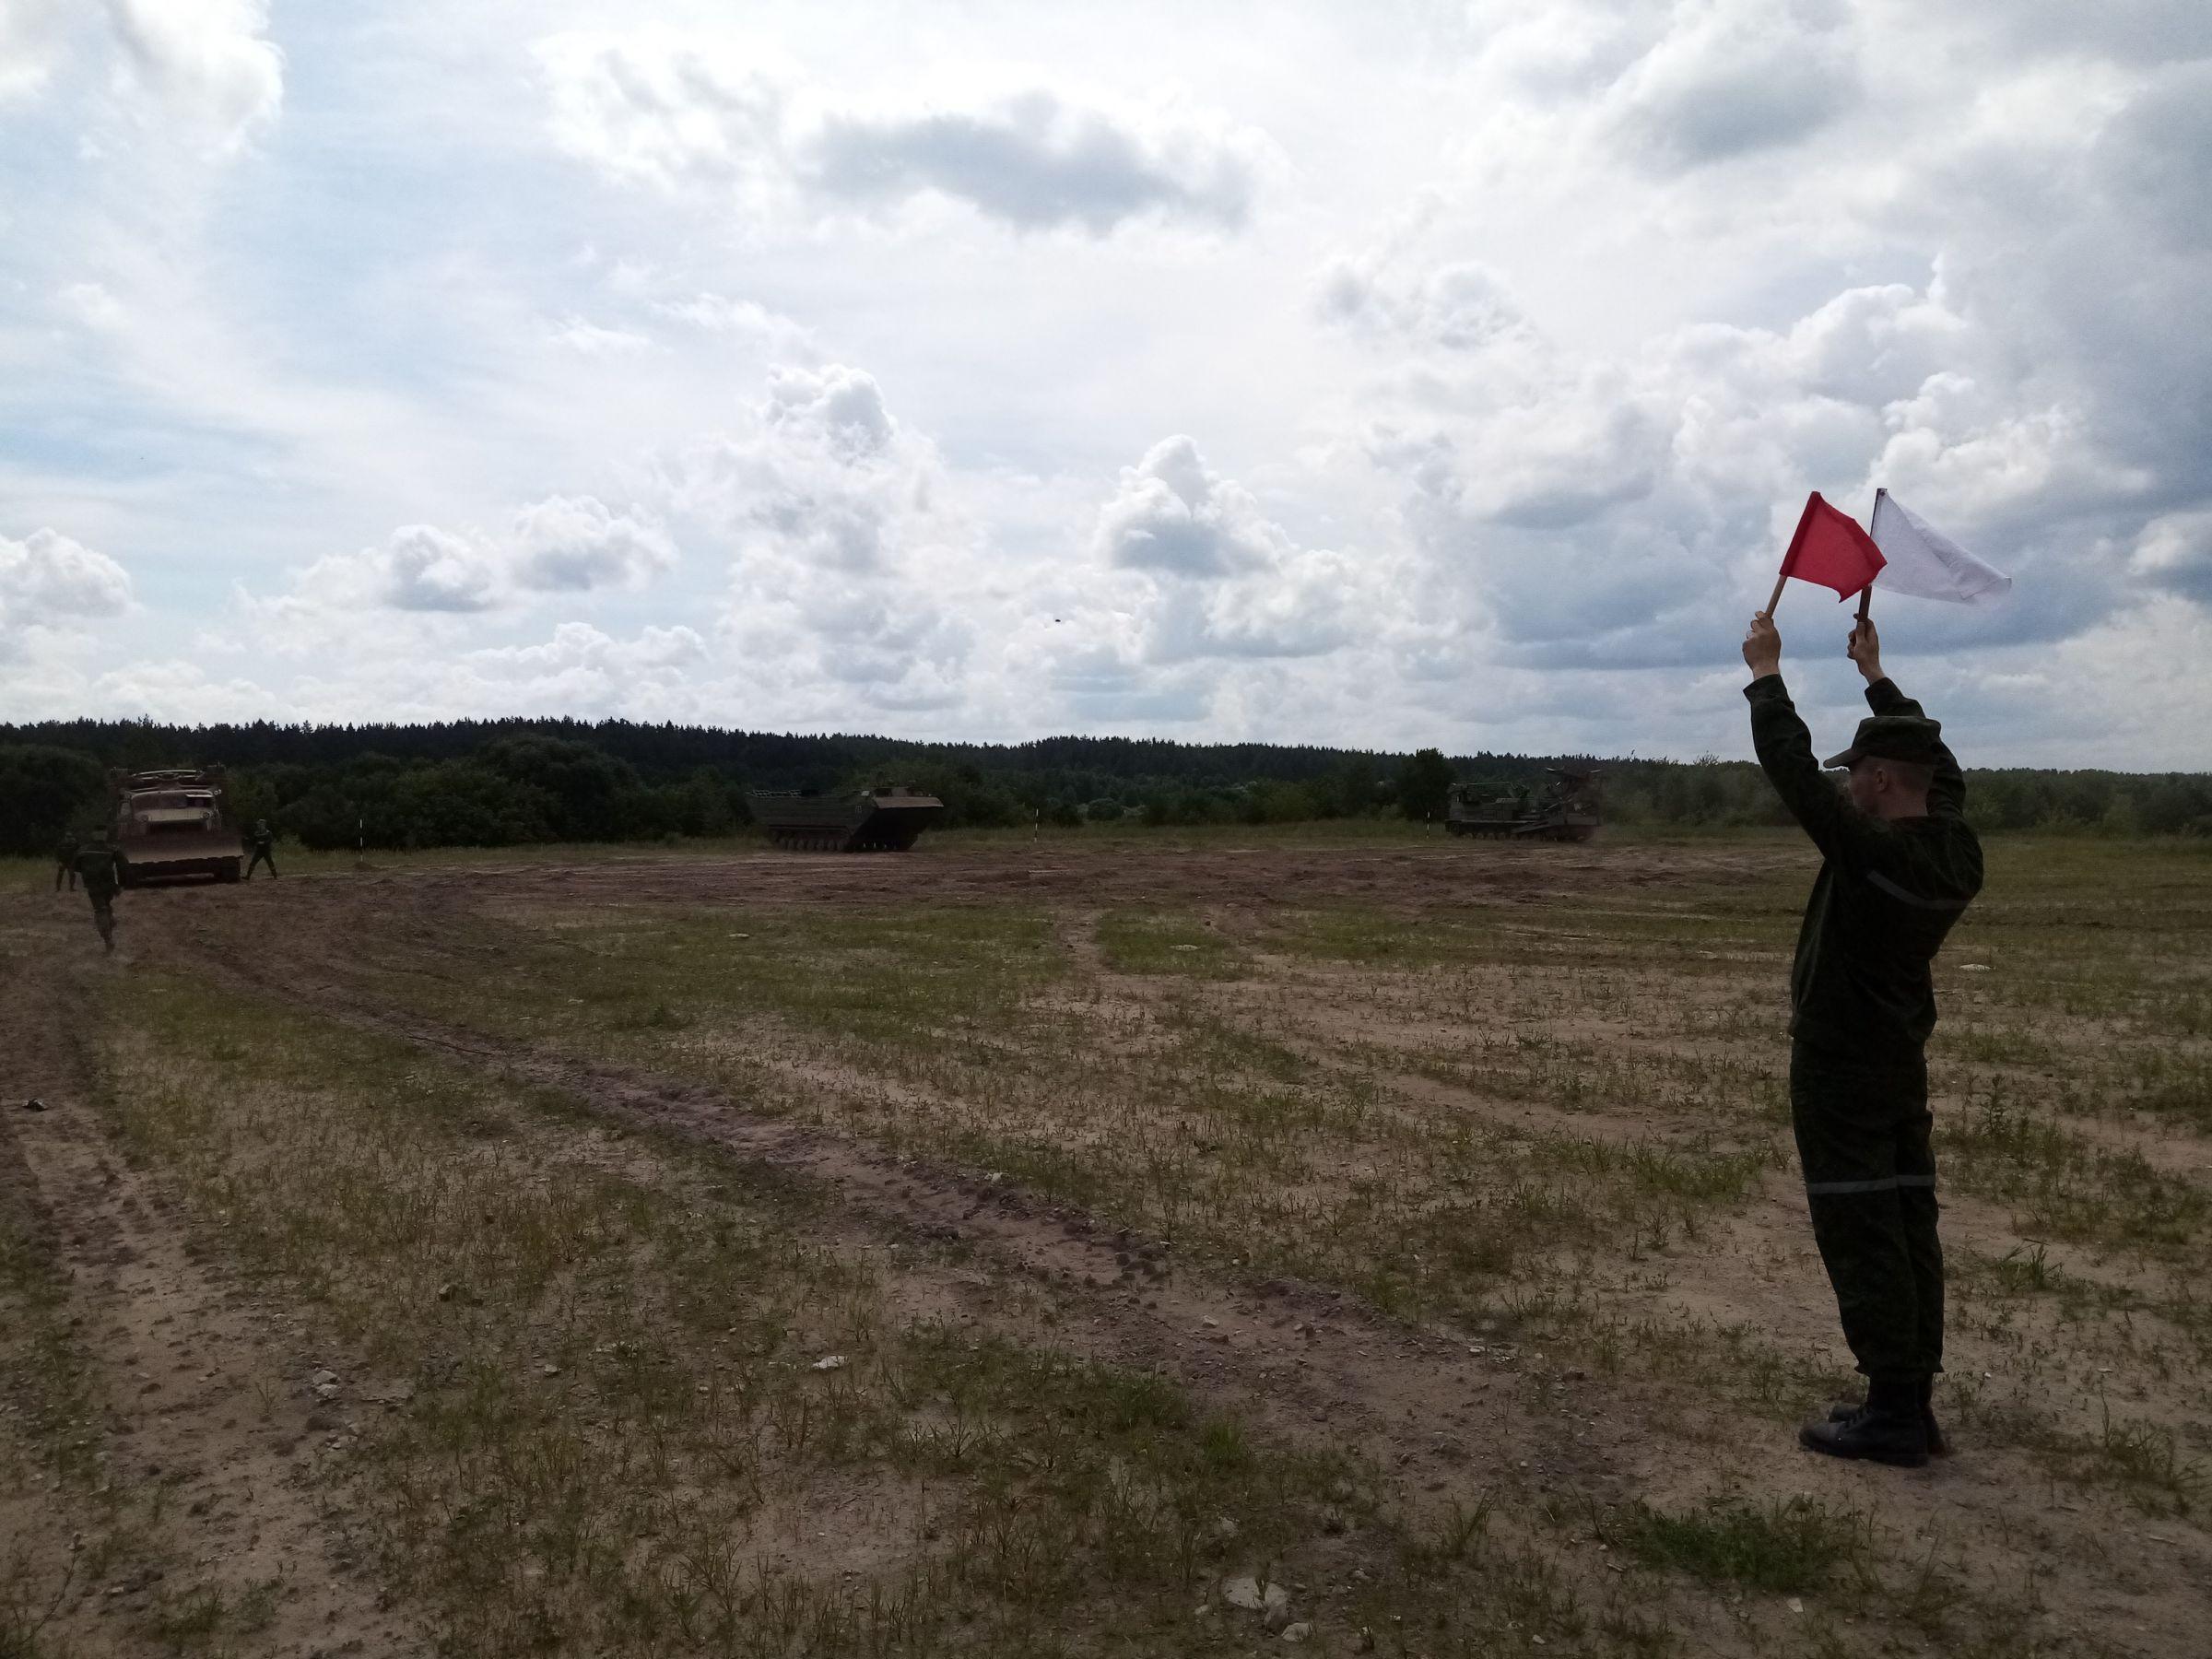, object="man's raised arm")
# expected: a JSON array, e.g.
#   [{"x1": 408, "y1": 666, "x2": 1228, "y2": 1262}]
[
  {"x1": 1743, "y1": 613, "x2": 1877, "y2": 861},
  {"x1": 1848, "y1": 619, "x2": 1966, "y2": 818}
]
